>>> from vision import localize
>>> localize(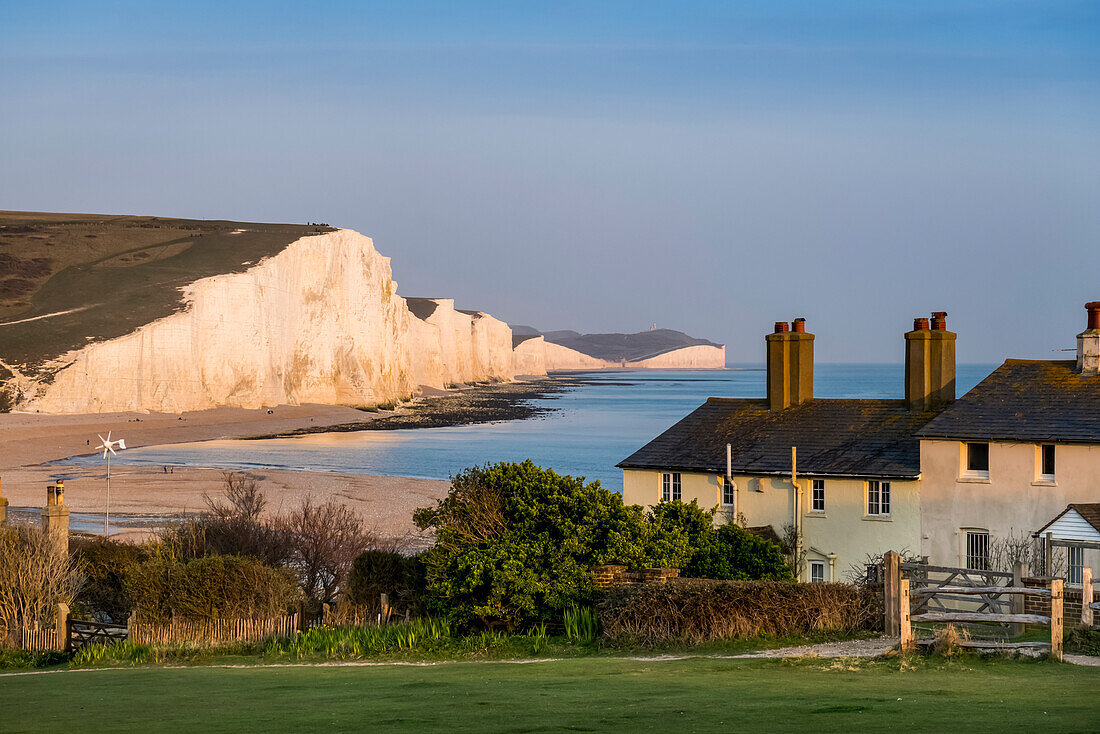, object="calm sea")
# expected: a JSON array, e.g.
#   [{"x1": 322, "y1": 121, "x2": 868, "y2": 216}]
[{"x1": 62, "y1": 364, "x2": 995, "y2": 491}]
